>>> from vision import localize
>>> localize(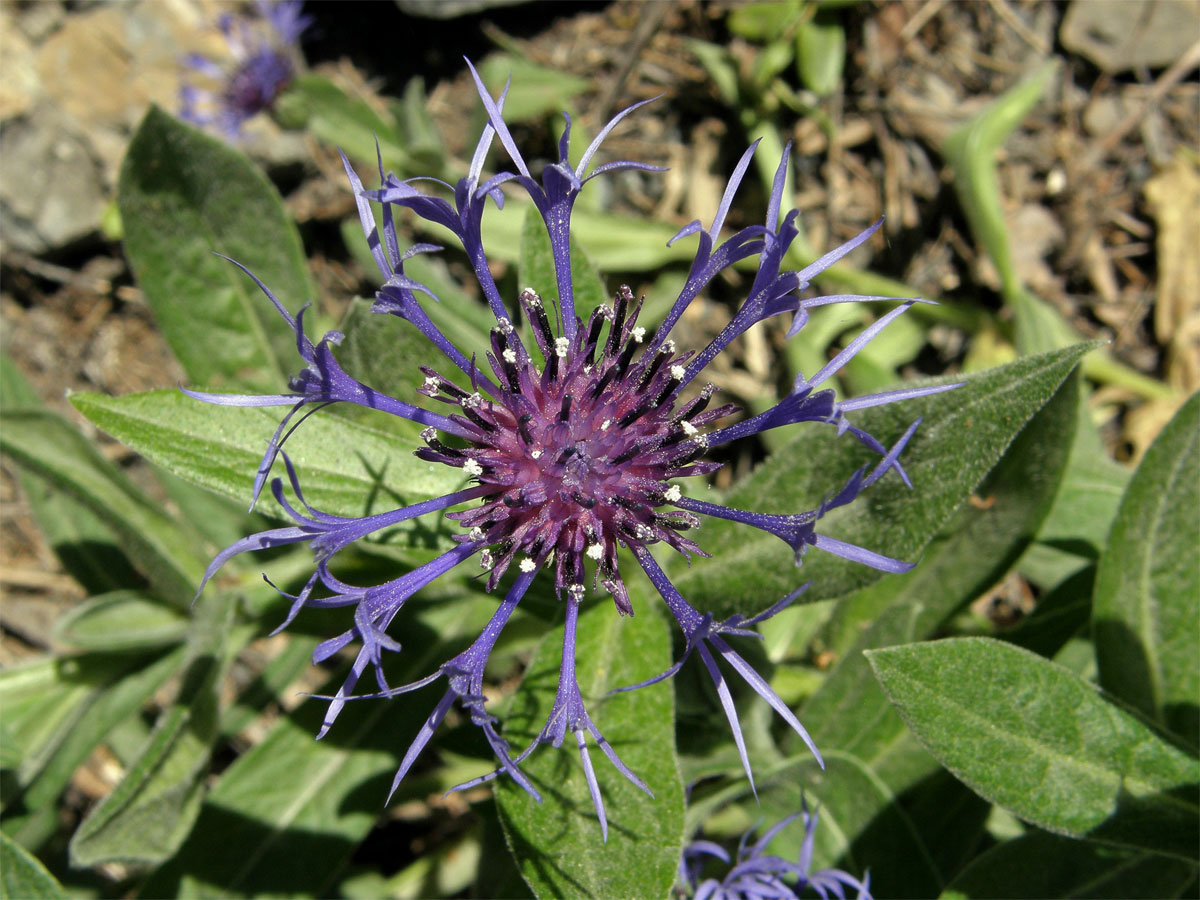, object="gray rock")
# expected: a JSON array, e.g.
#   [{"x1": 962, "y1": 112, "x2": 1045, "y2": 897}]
[
  {"x1": 0, "y1": 102, "x2": 107, "y2": 254},
  {"x1": 1061, "y1": 0, "x2": 1200, "y2": 73}
]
